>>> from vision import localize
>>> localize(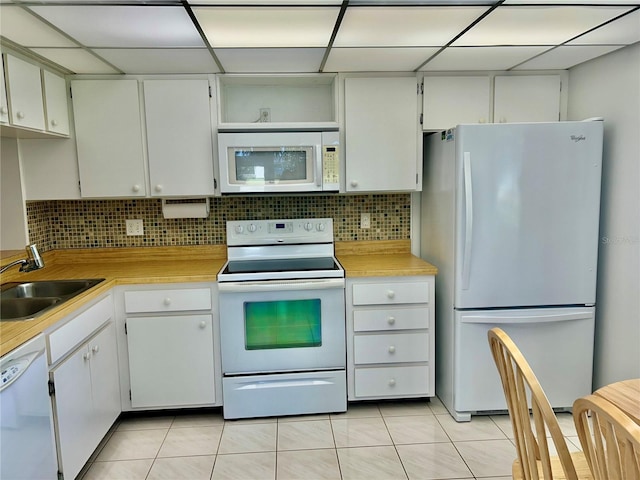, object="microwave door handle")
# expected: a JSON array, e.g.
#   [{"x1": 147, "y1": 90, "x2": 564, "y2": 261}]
[{"x1": 315, "y1": 145, "x2": 323, "y2": 187}]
